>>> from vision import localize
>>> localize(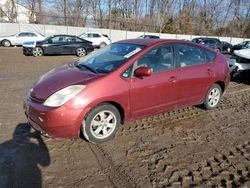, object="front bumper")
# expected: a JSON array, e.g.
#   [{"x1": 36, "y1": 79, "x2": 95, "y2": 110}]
[
  {"x1": 24, "y1": 96, "x2": 84, "y2": 138},
  {"x1": 227, "y1": 58, "x2": 250, "y2": 73},
  {"x1": 23, "y1": 47, "x2": 33, "y2": 55}
]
